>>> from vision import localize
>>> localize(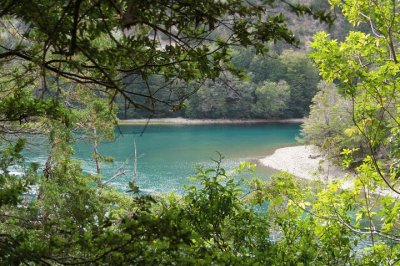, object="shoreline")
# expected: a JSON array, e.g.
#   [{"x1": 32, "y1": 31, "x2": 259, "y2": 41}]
[
  {"x1": 259, "y1": 145, "x2": 353, "y2": 189},
  {"x1": 259, "y1": 145, "x2": 399, "y2": 197},
  {"x1": 118, "y1": 117, "x2": 304, "y2": 125}
]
